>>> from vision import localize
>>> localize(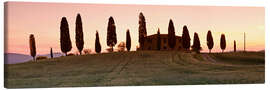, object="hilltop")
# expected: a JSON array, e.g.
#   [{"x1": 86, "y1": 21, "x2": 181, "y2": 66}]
[{"x1": 4, "y1": 51, "x2": 264, "y2": 88}]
